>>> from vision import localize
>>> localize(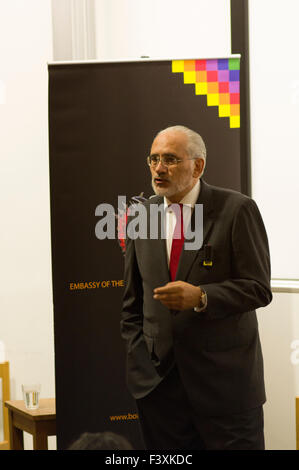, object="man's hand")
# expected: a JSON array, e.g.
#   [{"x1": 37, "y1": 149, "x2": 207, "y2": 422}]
[{"x1": 153, "y1": 281, "x2": 202, "y2": 311}]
